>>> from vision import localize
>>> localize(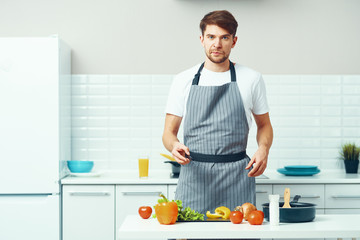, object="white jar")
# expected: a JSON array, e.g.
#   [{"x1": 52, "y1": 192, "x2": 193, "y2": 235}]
[{"x1": 269, "y1": 194, "x2": 280, "y2": 226}]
